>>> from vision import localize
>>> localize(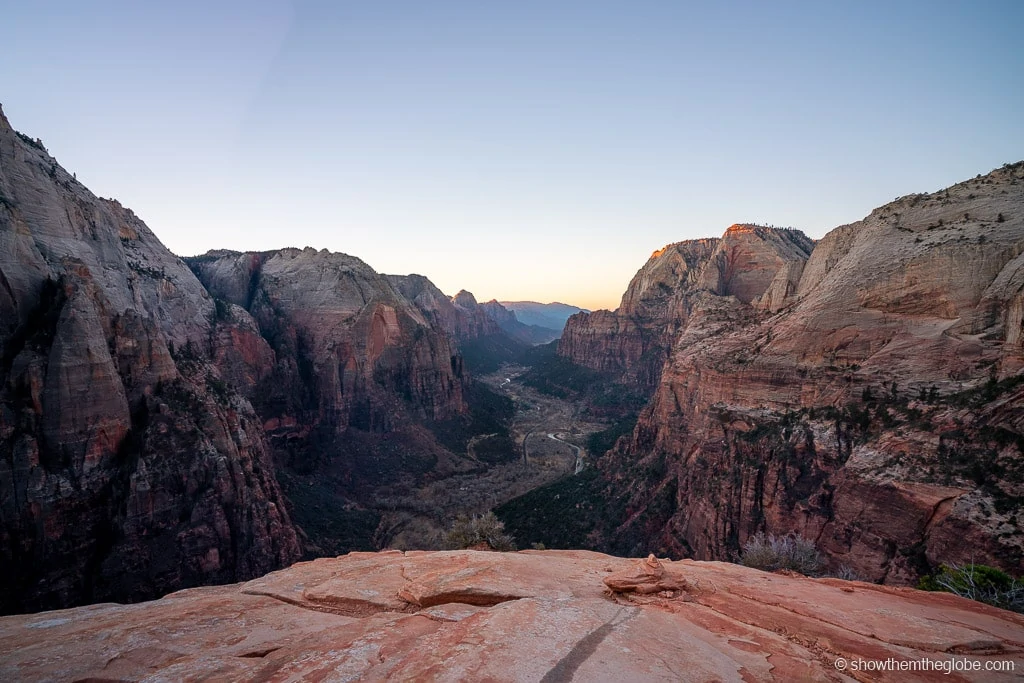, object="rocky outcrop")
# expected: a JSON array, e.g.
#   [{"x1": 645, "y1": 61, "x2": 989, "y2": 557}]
[
  {"x1": 188, "y1": 249, "x2": 466, "y2": 435},
  {"x1": 559, "y1": 226, "x2": 814, "y2": 390},
  {"x1": 182, "y1": 249, "x2": 489, "y2": 529},
  {"x1": 598, "y1": 163, "x2": 1024, "y2": 582},
  {"x1": 1, "y1": 549, "x2": 1021, "y2": 682},
  {"x1": 0, "y1": 106, "x2": 300, "y2": 614},
  {"x1": 387, "y1": 277, "x2": 501, "y2": 341}
]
